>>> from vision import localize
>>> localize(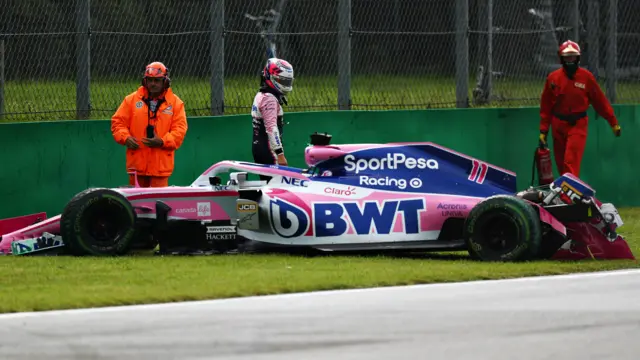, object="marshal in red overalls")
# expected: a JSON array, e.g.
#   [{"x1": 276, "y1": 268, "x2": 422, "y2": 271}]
[{"x1": 539, "y1": 40, "x2": 621, "y2": 177}]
